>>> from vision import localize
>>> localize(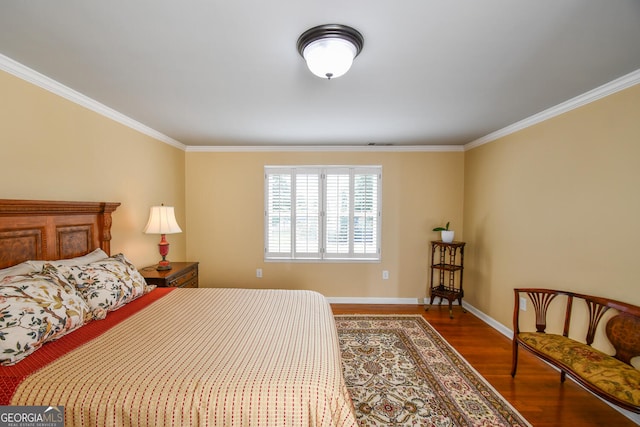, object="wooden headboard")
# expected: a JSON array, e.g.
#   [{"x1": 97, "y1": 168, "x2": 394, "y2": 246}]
[{"x1": 0, "y1": 199, "x2": 120, "y2": 269}]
